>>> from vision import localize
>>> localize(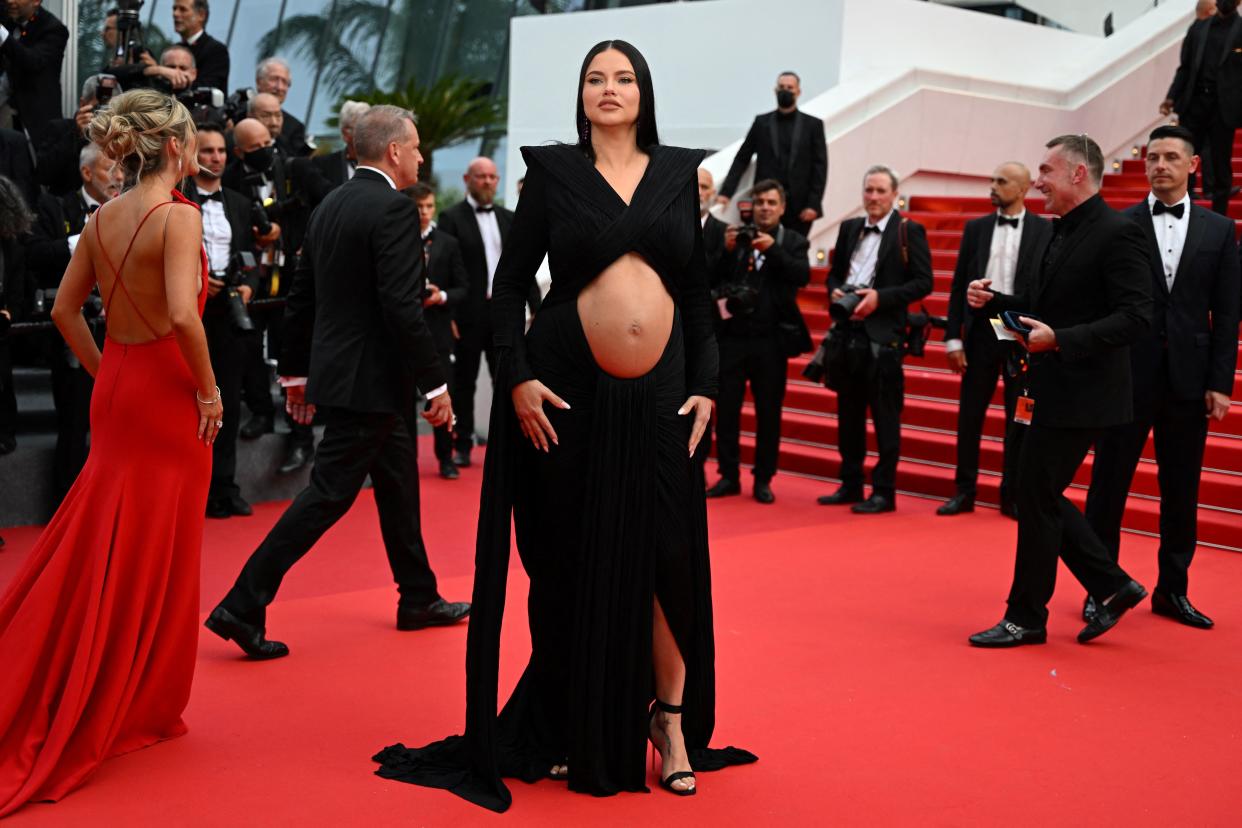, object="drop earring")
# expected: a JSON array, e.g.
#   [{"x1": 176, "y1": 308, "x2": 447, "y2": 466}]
[{"x1": 580, "y1": 119, "x2": 591, "y2": 145}]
